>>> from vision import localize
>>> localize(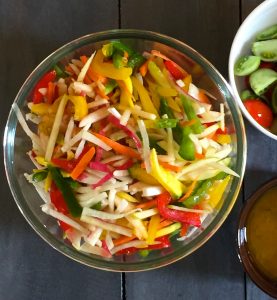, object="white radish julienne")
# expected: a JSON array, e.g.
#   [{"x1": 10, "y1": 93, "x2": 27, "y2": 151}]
[
  {"x1": 82, "y1": 207, "x2": 141, "y2": 220},
  {"x1": 80, "y1": 215, "x2": 133, "y2": 237},
  {"x1": 79, "y1": 107, "x2": 109, "y2": 128},
  {"x1": 45, "y1": 94, "x2": 68, "y2": 161},
  {"x1": 137, "y1": 119, "x2": 151, "y2": 173},
  {"x1": 82, "y1": 131, "x2": 111, "y2": 151},
  {"x1": 77, "y1": 52, "x2": 95, "y2": 82},
  {"x1": 41, "y1": 204, "x2": 89, "y2": 234}
]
